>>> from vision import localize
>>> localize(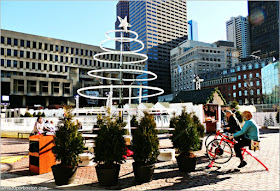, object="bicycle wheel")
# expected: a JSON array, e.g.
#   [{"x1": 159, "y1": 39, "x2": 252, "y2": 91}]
[
  {"x1": 206, "y1": 139, "x2": 233, "y2": 164},
  {"x1": 204, "y1": 133, "x2": 222, "y2": 148}
]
